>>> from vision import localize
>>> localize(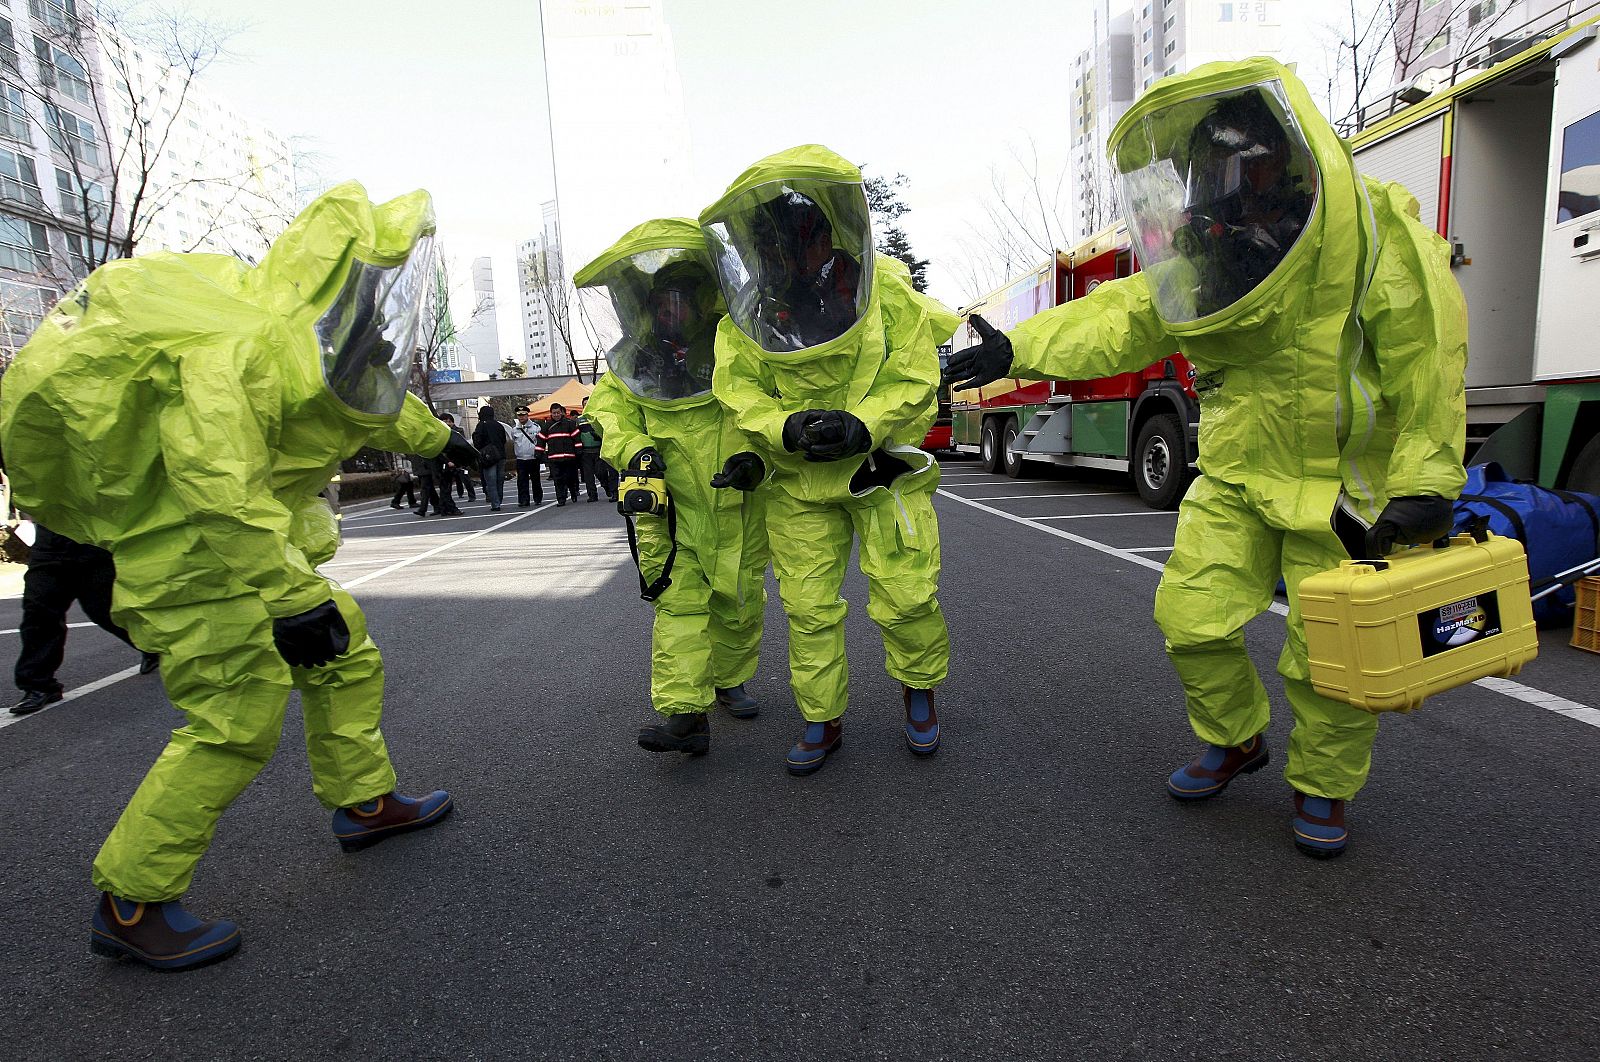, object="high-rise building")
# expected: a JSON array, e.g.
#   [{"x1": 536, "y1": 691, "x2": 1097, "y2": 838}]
[
  {"x1": 1391, "y1": 0, "x2": 1570, "y2": 84},
  {"x1": 0, "y1": 0, "x2": 120, "y2": 361},
  {"x1": 539, "y1": 0, "x2": 691, "y2": 362},
  {"x1": 453, "y1": 256, "x2": 501, "y2": 377},
  {"x1": 1069, "y1": 0, "x2": 1294, "y2": 240},
  {"x1": 517, "y1": 199, "x2": 566, "y2": 377},
  {"x1": 102, "y1": 34, "x2": 297, "y2": 264}
]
